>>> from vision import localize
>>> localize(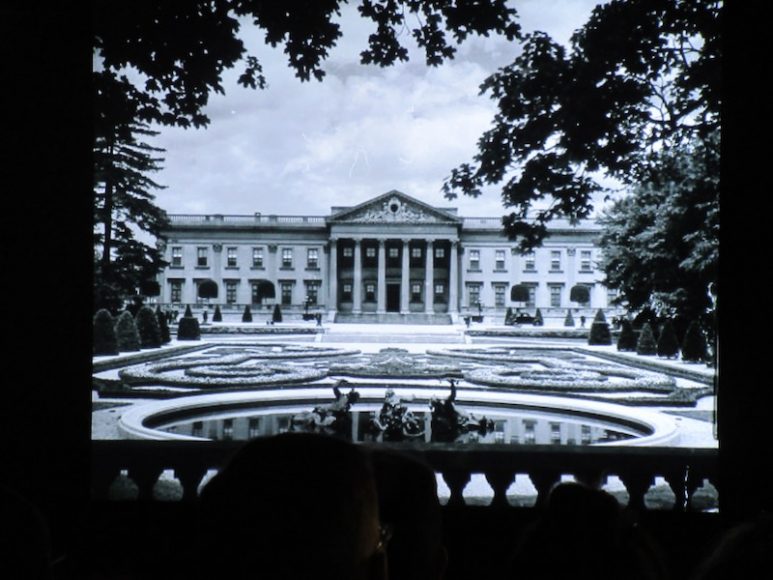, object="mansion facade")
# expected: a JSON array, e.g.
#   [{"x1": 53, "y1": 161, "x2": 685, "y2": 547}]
[{"x1": 157, "y1": 190, "x2": 619, "y2": 322}]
